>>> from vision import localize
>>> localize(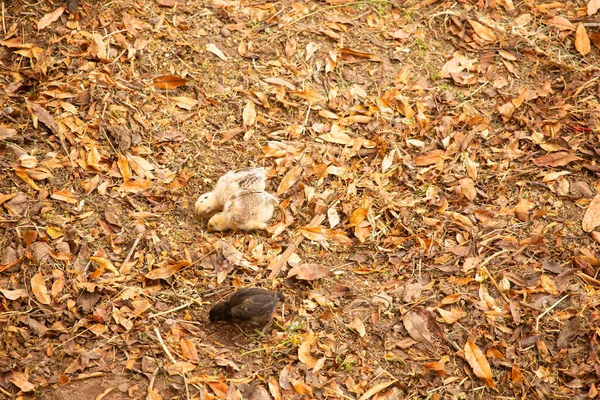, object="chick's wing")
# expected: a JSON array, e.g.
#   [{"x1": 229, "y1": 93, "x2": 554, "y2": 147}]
[{"x1": 230, "y1": 294, "x2": 278, "y2": 320}]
